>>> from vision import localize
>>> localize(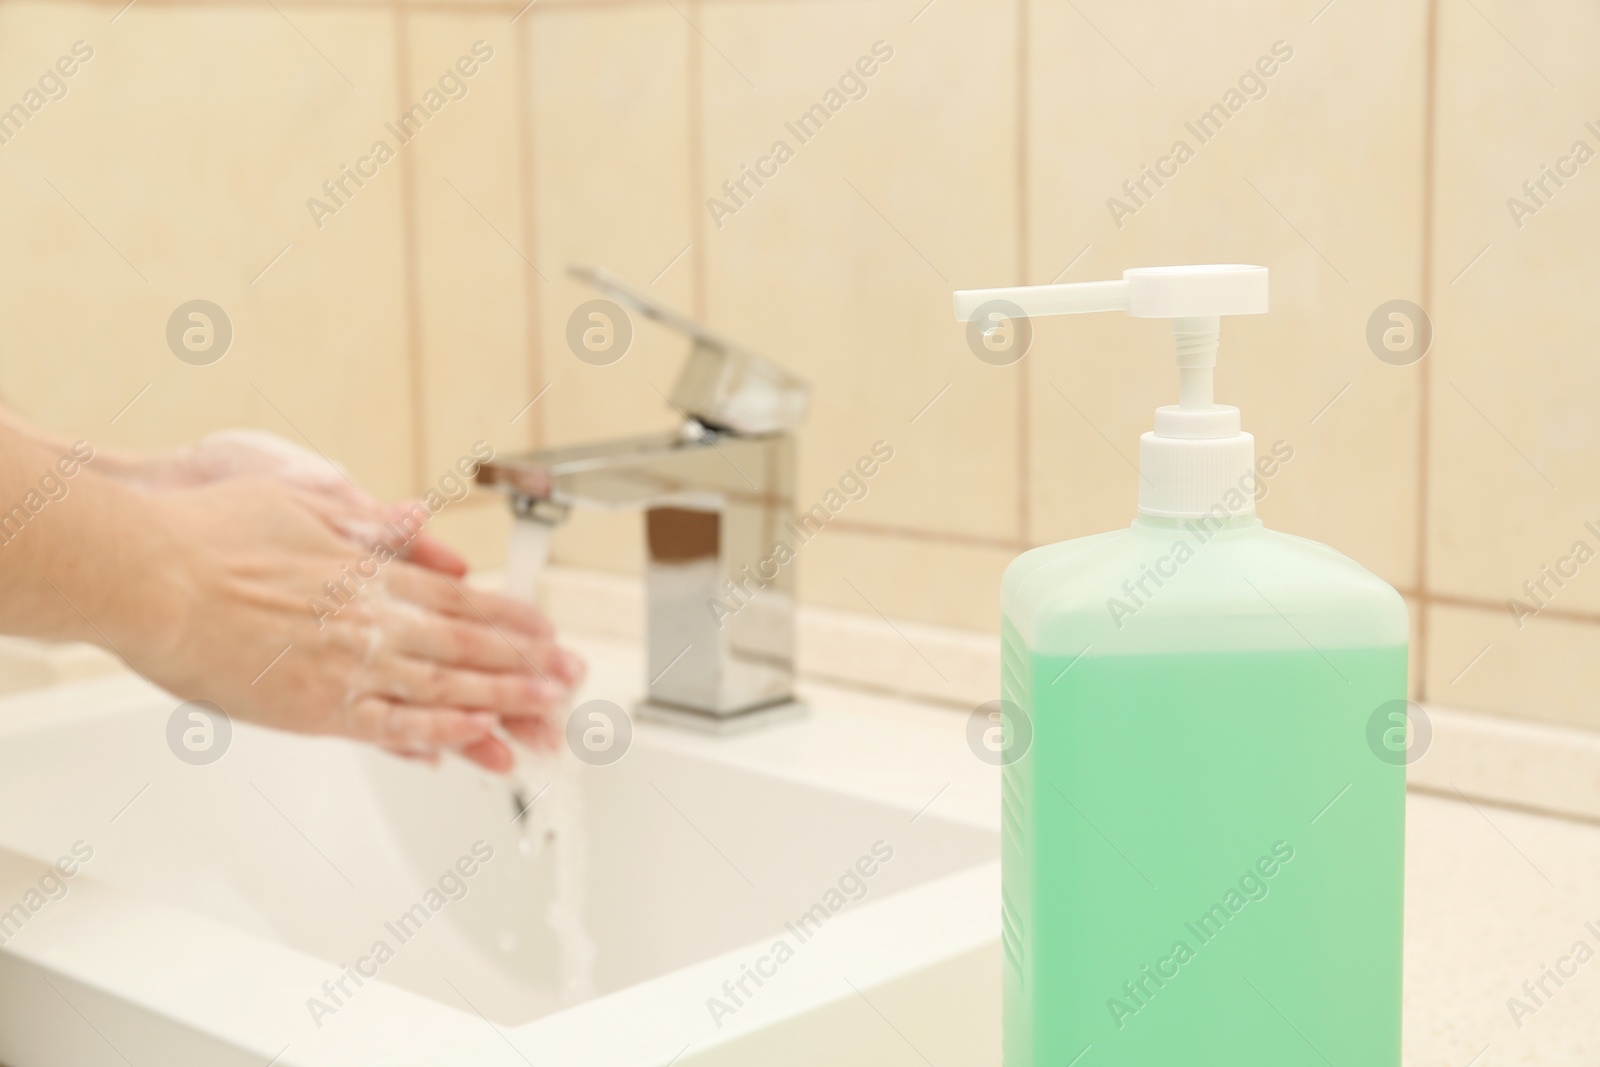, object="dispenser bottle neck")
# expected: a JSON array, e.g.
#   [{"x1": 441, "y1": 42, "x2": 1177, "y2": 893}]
[{"x1": 1172, "y1": 316, "x2": 1219, "y2": 410}]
